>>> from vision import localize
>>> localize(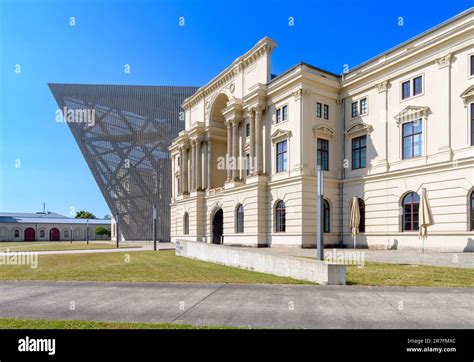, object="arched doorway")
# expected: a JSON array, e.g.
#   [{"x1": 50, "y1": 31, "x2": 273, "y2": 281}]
[
  {"x1": 212, "y1": 208, "x2": 223, "y2": 245},
  {"x1": 49, "y1": 228, "x2": 60, "y2": 241},
  {"x1": 24, "y1": 228, "x2": 35, "y2": 241}
]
